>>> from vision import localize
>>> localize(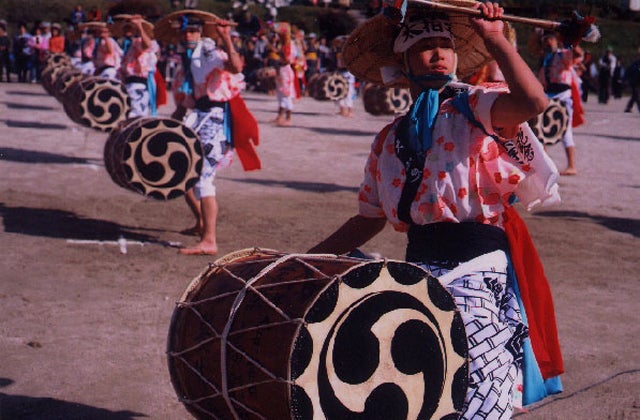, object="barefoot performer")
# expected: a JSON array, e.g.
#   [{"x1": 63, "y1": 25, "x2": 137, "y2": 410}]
[
  {"x1": 309, "y1": 0, "x2": 565, "y2": 416},
  {"x1": 155, "y1": 10, "x2": 261, "y2": 255}
]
